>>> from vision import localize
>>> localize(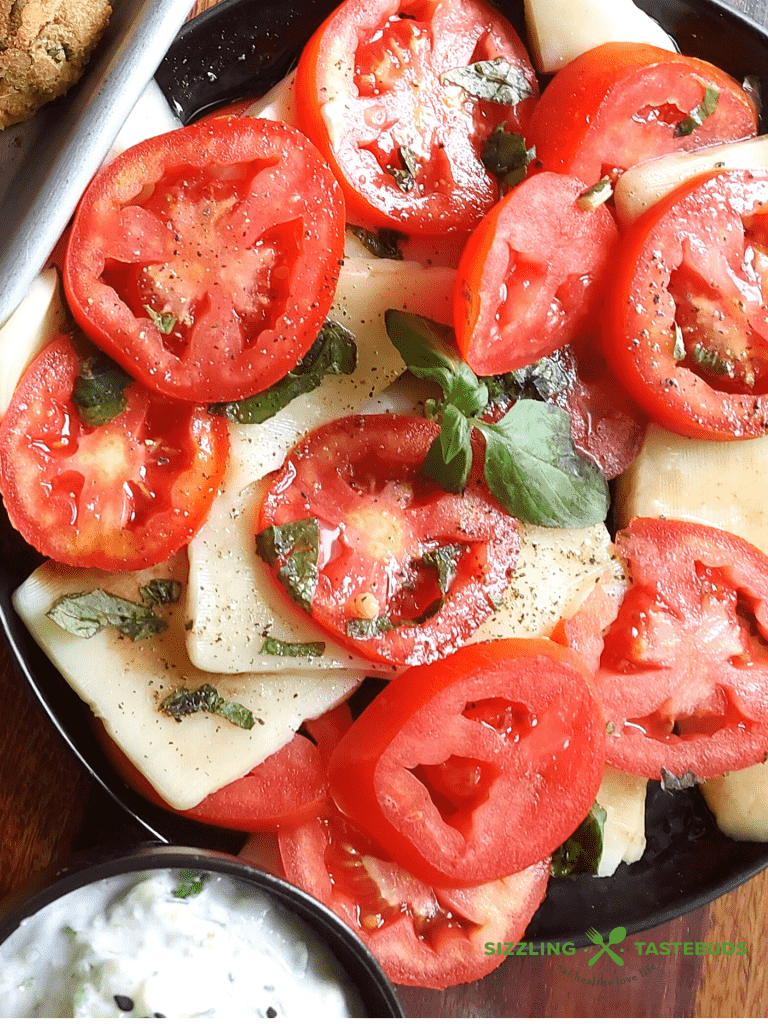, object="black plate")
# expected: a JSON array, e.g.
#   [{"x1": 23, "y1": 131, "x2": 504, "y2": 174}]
[{"x1": 3, "y1": 0, "x2": 768, "y2": 952}]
